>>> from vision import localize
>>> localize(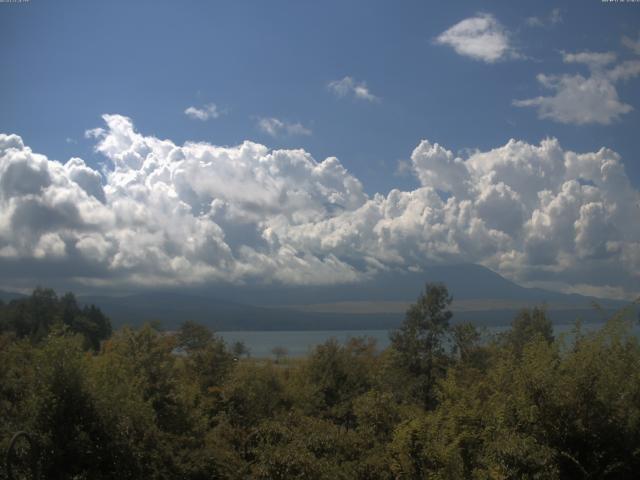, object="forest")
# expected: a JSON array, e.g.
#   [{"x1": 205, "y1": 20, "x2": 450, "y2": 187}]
[{"x1": 1, "y1": 285, "x2": 639, "y2": 479}]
